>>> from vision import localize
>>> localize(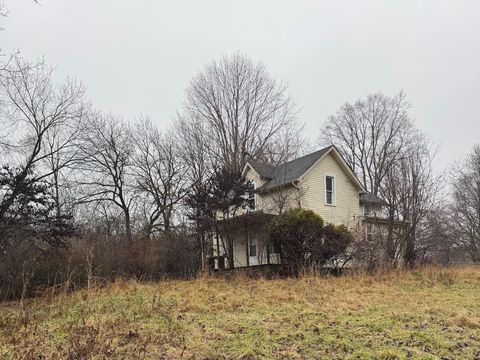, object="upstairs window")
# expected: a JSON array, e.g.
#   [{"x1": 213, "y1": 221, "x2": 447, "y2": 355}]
[
  {"x1": 325, "y1": 175, "x2": 335, "y2": 205},
  {"x1": 247, "y1": 181, "x2": 256, "y2": 210},
  {"x1": 364, "y1": 203, "x2": 372, "y2": 217}
]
